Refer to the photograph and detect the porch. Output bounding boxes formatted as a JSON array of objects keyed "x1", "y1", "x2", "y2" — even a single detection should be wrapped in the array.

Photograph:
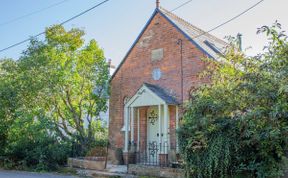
[{"x1": 123, "y1": 83, "x2": 180, "y2": 167}]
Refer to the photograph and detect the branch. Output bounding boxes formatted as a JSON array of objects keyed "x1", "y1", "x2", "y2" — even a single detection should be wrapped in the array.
[{"x1": 55, "y1": 107, "x2": 74, "y2": 137}]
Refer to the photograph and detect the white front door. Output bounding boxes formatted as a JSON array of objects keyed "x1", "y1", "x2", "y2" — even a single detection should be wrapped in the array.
[{"x1": 147, "y1": 106, "x2": 160, "y2": 164}]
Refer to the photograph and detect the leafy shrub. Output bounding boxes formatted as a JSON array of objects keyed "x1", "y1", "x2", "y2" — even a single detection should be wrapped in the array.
[
  {"x1": 87, "y1": 147, "x2": 107, "y2": 157},
  {"x1": 179, "y1": 23, "x2": 288, "y2": 178},
  {"x1": 2, "y1": 116, "x2": 71, "y2": 171}
]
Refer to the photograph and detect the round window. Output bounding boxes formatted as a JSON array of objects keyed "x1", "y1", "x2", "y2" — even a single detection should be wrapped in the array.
[{"x1": 152, "y1": 68, "x2": 162, "y2": 80}]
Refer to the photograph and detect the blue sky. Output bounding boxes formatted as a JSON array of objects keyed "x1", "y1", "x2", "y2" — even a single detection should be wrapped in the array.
[{"x1": 0, "y1": 0, "x2": 287, "y2": 67}]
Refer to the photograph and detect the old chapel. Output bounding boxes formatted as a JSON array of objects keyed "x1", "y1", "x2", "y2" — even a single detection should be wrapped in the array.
[{"x1": 108, "y1": 1, "x2": 227, "y2": 165}]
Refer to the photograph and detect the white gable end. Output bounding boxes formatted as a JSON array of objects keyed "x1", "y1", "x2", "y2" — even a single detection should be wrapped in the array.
[{"x1": 126, "y1": 85, "x2": 165, "y2": 108}]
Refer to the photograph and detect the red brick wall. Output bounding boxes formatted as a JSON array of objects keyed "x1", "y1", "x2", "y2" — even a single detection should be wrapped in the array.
[{"x1": 108, "y1": 12, "x2": 209, "y2": 163}]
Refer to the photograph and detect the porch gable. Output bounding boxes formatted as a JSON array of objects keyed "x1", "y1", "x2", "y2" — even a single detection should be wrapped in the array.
[{"x1": 125, "y1": 83, "x2": 179, "y2": 108}]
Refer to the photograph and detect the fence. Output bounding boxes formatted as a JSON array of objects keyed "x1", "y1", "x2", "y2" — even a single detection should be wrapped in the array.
[{"x1": 128, "y1": 141, "x2": 179, "y2": 167}]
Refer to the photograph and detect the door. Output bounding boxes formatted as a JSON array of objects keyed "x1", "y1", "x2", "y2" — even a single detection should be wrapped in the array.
[{"x1": 147, "y1": 106, "x2": 160, "y2": 164}]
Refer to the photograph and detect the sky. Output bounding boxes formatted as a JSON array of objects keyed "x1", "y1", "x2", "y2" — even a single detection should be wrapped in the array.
[{"x1": 0, "y1": 0, "x2": 287, "y2": 68}]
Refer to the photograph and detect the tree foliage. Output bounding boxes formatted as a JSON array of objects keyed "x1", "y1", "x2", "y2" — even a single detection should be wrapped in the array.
[
  {"x1": 179, "y1": 23, "x2": 288, "y2": 178},
  {"x1": 0, "y1": 59, "x2": 19, "y2": 155},
  {"x1": 0, "y1": 25, "x2": 109, "y2": 170}
]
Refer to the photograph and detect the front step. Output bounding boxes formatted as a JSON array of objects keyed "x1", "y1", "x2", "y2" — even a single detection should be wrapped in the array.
[{"x1": 76, "y1": 168, "x2": 137, "y2": 178}]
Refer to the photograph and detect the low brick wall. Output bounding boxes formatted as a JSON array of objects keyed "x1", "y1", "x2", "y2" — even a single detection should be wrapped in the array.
[
  {"x1": 128, "y1": 164, "x2": 184, "y2": 178},
  {"x1": 68, "y1": 157, "x2": 106, "y2": 171}
]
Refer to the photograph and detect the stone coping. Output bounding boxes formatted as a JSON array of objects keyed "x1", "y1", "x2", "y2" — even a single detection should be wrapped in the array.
[{"x1": 68, "y1": 157, "x2": 106, "y2": 171}]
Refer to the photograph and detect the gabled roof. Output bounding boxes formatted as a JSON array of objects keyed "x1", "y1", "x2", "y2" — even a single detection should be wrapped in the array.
[
  {"x1": 144, "y1": 83, "x2": 179, "y2": 105},
  {"x1": 111, "y1": 7, "x2": 228, "y2": 80},
  {"x1": 158, "y1": 7, "x2": 228, "y2": 60}
]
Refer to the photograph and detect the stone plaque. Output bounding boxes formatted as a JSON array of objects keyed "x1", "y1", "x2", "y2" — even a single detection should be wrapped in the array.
[{"x1": 151, "y1": 48, "x2": 163, "y2": 61}]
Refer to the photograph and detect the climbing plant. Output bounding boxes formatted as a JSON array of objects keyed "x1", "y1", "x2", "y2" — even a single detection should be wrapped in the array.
[{"x1": 179, "y1": 22, "x2": 288, "y2": 178}]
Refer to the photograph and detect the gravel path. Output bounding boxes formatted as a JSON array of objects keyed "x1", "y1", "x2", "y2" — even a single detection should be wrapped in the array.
[{"x1": 0, "y1": 170, "x2": 79, "y2": 178}]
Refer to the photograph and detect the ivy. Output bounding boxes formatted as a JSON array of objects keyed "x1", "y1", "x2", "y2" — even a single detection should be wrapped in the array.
[{"x1": 179, "y1": 22, "x2": 288, "y2": 178}]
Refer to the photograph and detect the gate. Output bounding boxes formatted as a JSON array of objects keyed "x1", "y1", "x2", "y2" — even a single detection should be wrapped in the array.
[{"x1": 136, "y1": 141, "x2": 170, "y2": 167}]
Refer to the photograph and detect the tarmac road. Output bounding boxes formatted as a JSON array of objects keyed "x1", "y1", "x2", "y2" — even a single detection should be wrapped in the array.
[{"x1": 0, "y1": 170, "x2": 79, "y2": 178}]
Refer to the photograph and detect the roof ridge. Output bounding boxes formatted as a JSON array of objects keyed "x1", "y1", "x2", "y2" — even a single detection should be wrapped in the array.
[
  {"x1": 159, "y1": 7, "x2": 228, "y2": 46},
  {"x1": 159, "y1": 7, "x2": 205, "y2": 37}
]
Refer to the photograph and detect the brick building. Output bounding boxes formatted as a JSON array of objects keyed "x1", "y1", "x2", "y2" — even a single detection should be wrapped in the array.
[{"x1": 108, "y1": 2, "x2": 227, "y2": 165}]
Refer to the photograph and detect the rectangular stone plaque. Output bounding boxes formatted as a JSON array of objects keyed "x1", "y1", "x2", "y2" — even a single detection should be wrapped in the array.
[{"x1": 151, "y1": 48, "x2": 163, "y2": 61}]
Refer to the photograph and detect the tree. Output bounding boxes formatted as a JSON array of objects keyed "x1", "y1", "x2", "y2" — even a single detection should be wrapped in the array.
[
  {"x1": 178, "y1": 22, "x2": 288, "y2": 178},
  {"x1": 0, "y1": 59, "x2": 19, "y2": 155},
  {"x1": 0, "y1": 24, "x2": 110, "y2": 168},
  {"x1": 19, "y1": 25, "x2": 109, "y2": 154}
]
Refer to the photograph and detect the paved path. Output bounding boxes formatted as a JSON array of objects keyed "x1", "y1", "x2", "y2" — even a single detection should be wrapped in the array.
[{"x1": 0, "y1": 170, "x2": 79, "y2": 178}]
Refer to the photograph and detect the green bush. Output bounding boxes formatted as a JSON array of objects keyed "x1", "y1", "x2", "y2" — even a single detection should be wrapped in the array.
[
  {"x1": 1, "y1": 114, "x2": 108, "y2": 171},
  {"x1": 2, "y1": 116, "x2": 71, "y2": 171},
  {"x1": 179, "y1": 23, "x2": 288, "y2": 178}
]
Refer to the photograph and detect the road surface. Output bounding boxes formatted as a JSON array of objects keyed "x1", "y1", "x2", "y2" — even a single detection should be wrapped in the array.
[{"x1": 0, "y1": 170, "x2": 79, "y2": 178}]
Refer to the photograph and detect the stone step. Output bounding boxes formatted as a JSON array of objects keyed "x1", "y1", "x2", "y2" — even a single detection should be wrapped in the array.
[{"x1": 76, "y1": 169, "x2": 137, "y2": 178}]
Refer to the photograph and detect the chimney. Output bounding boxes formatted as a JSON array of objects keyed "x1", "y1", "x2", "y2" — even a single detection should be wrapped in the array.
[
  {"x1": 237, "y1": 33, "x2": 242, "y2": 51},
  {"x1": 107, "y1": 59, "x2": 115, "y2": 75},
  {"x1": 108, "y1": 59, "x2": 112, "y2": 68},
  {"x1": 156, "y1": 0, "x2": 160, "y2": 8}
]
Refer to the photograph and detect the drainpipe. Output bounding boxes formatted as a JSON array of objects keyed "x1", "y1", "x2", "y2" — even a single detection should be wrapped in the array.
[{"x1": 177, "y1": 39, "x2": 184, "y2": 104}]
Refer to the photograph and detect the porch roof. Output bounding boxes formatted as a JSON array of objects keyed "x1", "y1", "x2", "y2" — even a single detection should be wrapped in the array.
[
  {"x1": 143, "y1": 83, "x2": 179, "y2": 105},
  {"x1": 126, "y1": 83, "x2": 180, "y2": 107}
]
